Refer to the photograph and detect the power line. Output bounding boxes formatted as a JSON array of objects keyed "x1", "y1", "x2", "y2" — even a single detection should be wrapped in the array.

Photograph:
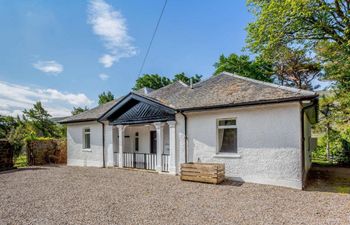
[{"x1": 137, "y1": 0, "x2": 168, "y2": 77}]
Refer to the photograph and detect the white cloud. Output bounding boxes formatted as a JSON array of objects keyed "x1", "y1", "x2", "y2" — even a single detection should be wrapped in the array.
[
  {"x1": 99, "y1": 54, "x2": 115, "y2": 68},
  {"x1": 0, "y1": 81, "x2": 93, "y2": 117},
  {"x1": 88, "y1": 0, "x2": 137, "y2": 67},
  {"x1": 98, "y1": 73, "x2": 109, "y2": 81},
  {"x1": 33, "y1": 60, "x2": 64, "y2": 74}
]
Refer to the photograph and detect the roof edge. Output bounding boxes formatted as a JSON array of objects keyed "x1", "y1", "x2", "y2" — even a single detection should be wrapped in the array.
[
  {"x1": 178, "y1": 95, "x2": 318, "y2": 112},
  {"x1": 220, "y1": 71, "x2": 317, "y2": 96}
]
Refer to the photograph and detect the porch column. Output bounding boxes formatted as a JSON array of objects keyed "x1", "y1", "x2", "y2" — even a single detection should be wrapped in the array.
[
  {"x1": 167, "y1": 121, "x2": 177, "y2": 174},
  {"x1": 106, "y1": 125, "x2": 114, "y2": 167},
  {"x1": 153, "y1": 122, "x2": 164, "y2": 172},
  {"x1": 117, "y1": 125, "x2": 125, "y2": 168}
]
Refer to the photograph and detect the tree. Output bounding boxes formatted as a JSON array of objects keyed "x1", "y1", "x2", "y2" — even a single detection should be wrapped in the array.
[
  {"x1": 71, "y1": 106, "x2": 89, "y2": 115},
  {"x1": 246, "y1": 0, "x2": 350, "y2": 164},
  {"x1": 173, "y1": 73, "x2": 202, "y2": 86},
  {"x1": 133, "y1": 74, "x2": 172, "y2": 90},
  {"x1": 0, "y1": 115, "x2": 18, "y2": 139},
  {"x1": 98, "y1": 91, "x2": 115, "y2": 105},
  {"x1": 246, "y1": 0, "x2": 350, "y2": 58},
  {"x1": 213, "y1": 53, "x2": 273, "y2": 82},
  {"x1": 133, "y1": 73, "x2": 202, "y2": 90},
  {"x1": 273, "y1": 47, "x2": 322, "y2": 90},
  {"x1": 23, "y1": 102, "x2": 59, "y2": 138}
]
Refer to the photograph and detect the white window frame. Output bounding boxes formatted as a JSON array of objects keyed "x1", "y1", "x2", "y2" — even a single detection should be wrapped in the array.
[
  {"x1": 216, "y1": 118, "x2": 238, "y2": 155},
  {"x1": 82, "y1": 127, "x2": 91, "y2": 151}
]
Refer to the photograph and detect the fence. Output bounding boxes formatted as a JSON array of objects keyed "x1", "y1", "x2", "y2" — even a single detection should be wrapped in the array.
[
  {"x1": 27, "y1": 139, "x2": 67, "y2": 165},
  {"x1": 0, "y1": 139, "x2": 13, "y2": 170}
]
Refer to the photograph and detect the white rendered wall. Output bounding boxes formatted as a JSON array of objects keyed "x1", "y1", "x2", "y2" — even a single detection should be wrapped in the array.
[
  {"x1": 66, "y1": 121, "x2": 104, "y2": 167},
  {"x1": 177, "y1": 102, "x2": 303, "y2": 189}
]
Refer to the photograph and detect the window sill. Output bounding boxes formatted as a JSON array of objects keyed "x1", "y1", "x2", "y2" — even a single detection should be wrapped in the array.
[
  {"x1": 213, "y1": 154, "x2": 241, "y2": 159},
  {"x1": 82, "y1": 149, "x2": 92, "y2": 152}
]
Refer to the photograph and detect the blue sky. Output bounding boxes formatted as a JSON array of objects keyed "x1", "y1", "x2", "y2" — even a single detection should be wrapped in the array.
[{"x1": 0, "y1": 0, "x2": 253, "y2": 116}]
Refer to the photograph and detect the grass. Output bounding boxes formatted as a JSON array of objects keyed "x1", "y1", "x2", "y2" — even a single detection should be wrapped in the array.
[
  {"x1": 14, "y1": 154, "x2": 28, "y2": 168},
  {"x1": 312, "y1": 158, "x2": 334, "y2": 167}
]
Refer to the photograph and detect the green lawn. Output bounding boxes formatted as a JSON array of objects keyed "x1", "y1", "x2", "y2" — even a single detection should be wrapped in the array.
[{"x1": 14, "y1": 154, "x2": 28, "y2": 168}]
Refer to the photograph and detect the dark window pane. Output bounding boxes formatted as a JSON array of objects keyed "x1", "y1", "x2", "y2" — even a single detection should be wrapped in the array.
[
  {"x1": 218, "y1": 128, "x2": 237, "y2": 153},
  {"x1": 219, "y1": 119, "x2": 236, "y2": 126},
  {"x1": 85, "y1": 133, "x2": 91, "y2": 149},
  {"x1": 135, "y1": 138, "x2": 139, "y2": 151}
]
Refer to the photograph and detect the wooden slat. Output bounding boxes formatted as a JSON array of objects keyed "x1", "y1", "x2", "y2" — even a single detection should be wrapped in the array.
[{"x1": 180, "y1": 163, "x2": 225, "y2": 184}]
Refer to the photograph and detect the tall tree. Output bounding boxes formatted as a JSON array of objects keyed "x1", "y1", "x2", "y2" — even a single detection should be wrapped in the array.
[
  {"x1": 98, "y1": 91, "x2": 115, "y2": 105},
  {"x1": 71, "y1": 106, "x2": 89, "y2": 115},
  {"x1": 246, "y1": 0, "x2": 350, "y2": 58},
  {"x1": 213, "y1": 53, "x2": 273, "y2": 82},
  {"x1": 246, "y1": 0, "x2": 350, "y2": 163},
  {"x1": 133, "y1": 74, "x2": 172, "y2": 90},
  {"x1": 22, "y1": 102, "x2": 59, "y2": 137},
  {"x1": 273, "y1": 47, "x2": 322, "y2": 90}
]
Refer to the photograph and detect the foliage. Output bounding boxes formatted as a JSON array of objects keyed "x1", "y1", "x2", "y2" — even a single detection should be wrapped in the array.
[
  {"x1": 0, "y1": 115, "x2": 18, "y2": 139},
  {"x1": 247, "y1": 0, "x2": 350, "y2": 165},
  {"x1": 213, "y1": 53, "x2": 273, "y2": 82},
  {"x1": 71, "y1": 106, "x2": 89, "y2": 115},
  {"x1": 173, "y1": 73, "x2": 202, "y2": 85},
  {"x1": 246, "y1": 0, "x2": 350, "y2": 58},
  {"x1": 98, "y1": 91, "x2": 115, "y2": 105},
  {"x1": 23, "y1": 102, "x2": 60, "y2": 138},
  {"x1": 133, "y1": 74, "x2": 172, "y2": 90},
  {"x1": 273, "y1": 47, "x2": 322, "y2": 90},
  {"x1": 7, "y1": 123, "x2": 31, "y2": 157},
  {"x1": 133, "y1": 73, "x2": 202, "y2": 90},
  {"x1": 3, "y1": 102, "x2": 65, "y2": 158},
  {"x1": 14, "y1": 154, "x2": 28, "y2": 168}
]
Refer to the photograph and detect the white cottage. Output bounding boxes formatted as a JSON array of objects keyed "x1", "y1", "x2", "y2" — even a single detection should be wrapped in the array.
[{"x1": 60, "y1": 72, "x2": 318, "y2": 189}]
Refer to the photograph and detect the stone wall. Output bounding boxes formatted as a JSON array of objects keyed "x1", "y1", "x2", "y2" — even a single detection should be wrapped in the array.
[
  {"x1": 27, "y1": 139, "x2": 67, "y2": 165},
  {"x1": 0, "y1": 140, "x2": 13, "y2": 169}
]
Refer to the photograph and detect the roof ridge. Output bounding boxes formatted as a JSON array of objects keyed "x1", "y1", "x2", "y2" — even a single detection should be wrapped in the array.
[{"x1": 220, "y1": 71, "x2": 316, "y2": 96}]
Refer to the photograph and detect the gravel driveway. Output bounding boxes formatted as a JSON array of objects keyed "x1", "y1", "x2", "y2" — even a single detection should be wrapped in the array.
[{"x1": 0, "y1": 166, "x2": 349, "y2": 225}]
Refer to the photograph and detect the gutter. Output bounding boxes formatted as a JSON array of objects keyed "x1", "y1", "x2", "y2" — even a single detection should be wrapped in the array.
[
  {"x1": 179, "y1": 111, "x2": 188, "y2": 163},
  {"x1": 97, "y1": 120, "x2": 106, "y2": 168},
  {"x1": 300, "y1": 99, "x2": 318, "y2": 190}
]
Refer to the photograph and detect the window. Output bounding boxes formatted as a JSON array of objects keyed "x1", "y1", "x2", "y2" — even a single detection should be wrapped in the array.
[
  {"x1": 135, "y1": 132, "x2": 139, "y2": 151},
  {"x1": 217, "y1": 119, "x2": 237, "y2": 153},
  {"x1": 83, "y1": 128, "x2": 91, "y2": 149}
]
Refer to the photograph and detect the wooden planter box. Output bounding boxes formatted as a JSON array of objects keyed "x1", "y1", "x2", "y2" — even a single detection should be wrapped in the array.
[{"x1": 180, "y1": 163, "x2": 225, "y2": 184}]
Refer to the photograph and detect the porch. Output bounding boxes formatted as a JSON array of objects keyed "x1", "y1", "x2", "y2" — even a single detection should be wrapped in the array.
[
  {"x1": 101, "y1": 93, "x2": 178, "y2": 174},
  {"x1": 109, "y1": 122, "x2": 176, "y2": 173}
]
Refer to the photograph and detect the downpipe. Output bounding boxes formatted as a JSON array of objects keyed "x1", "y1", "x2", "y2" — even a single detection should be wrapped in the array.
[{"x1": 97, "y1": 120, "x2": 106, "y2": 168}]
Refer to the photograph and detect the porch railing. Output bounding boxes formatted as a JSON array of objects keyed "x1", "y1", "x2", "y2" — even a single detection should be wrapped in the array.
[
  {"x1": 123, "y1": 153, "x2": 156, "y2": 170},
  {"x1": 161, "y1": 154, "x2": 169, "y2": 172}
]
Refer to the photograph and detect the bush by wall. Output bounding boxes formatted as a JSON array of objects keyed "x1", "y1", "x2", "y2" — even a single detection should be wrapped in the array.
[
  {"x1": 0, "y1": 139, "x2": 14, "y2": 170},
  {"x1": 27, "y1": 139, "x2": 67, "y2": 165}
]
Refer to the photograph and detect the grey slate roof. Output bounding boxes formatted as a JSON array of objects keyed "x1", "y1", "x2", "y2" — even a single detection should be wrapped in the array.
[
  {"x1": 138, "y1": 72, "x2": 317, "y2": 110},
  {"x1": 59, "y1": 98, "x2": 122, "y2": 124},
  {"x1": 60, "y1": 72, "x2": 317, "y2": 123}
]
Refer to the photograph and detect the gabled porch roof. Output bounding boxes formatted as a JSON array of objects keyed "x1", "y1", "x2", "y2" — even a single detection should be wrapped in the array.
[{"x1": 99, "y1": 92, "x2": 176, "y2": 125}]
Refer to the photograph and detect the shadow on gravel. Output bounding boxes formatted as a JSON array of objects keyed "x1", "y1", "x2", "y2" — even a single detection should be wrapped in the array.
[
  {"x1": 306, "y1": 165, "x2": 350, "y2": 194},
  {"x1": 0, "y1": 167, "x2": 48, "y2": 175},
  {"x1": 221, "y1": 179, "x2": 244, "y2": 187}
]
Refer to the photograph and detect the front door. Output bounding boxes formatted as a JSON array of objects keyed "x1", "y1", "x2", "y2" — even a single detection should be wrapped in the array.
[{"x1": 150, "y1": 131, "x2": 157, "y2": 154}]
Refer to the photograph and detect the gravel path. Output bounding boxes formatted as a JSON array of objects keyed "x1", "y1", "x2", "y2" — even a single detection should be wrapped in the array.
[{"x1": 0, "y1": 166, "x2": 349, "y2": 225}]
